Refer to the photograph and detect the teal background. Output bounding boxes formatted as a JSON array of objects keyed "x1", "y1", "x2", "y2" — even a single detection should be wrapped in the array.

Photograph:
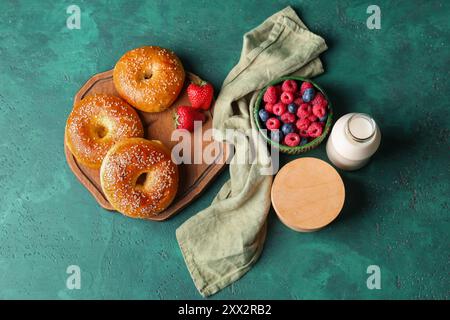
[{"x1": 0, "y1": 0, "x2": 449, "y2": 299}]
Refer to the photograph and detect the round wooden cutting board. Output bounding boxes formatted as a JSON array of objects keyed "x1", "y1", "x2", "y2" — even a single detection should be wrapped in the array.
[
  {"x1": 271, "y1": 158, "x2": 345, "y2": 232},
  {"x1": 64, "y1": 70, "x2": 229, "y2": 221}
]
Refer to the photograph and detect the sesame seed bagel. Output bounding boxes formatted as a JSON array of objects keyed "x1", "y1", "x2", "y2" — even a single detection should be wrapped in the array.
[
  {"x1": 113, "y1": 46, "x2": 185, "y2": 113},
  {"x1": 65, "y1": 94, "x2": 144, "y2": 169},
  {"x1": 100, "y1": 138, "x2": 179, "y2": 218}
]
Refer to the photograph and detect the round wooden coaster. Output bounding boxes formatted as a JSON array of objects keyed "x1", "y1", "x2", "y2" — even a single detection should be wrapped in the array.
[{"x1": 271, "y1": 157, "x2": 345, "y2": 232}]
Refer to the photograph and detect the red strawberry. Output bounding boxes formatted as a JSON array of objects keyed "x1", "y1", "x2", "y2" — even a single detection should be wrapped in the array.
[
  {"x1": 187, "y1": 81, "x2": 214, "y2": 110},
  {"x1": 175, "y1": 106, "x2": 205, "y2": 132}
]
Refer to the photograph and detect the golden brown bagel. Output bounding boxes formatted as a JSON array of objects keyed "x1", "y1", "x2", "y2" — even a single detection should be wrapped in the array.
[
  {"x1": 113, "y1": 46, "x2": 185, "y2": 113},
  {"x1": 100, "y1": 138, "x2": 179, "y2": 218},
  {"x1": 65, "y1": 94, "x2": 144, "y2": 169}
]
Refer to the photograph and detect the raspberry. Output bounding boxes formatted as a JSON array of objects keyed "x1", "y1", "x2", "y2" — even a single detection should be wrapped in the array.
[
  {"x1": 284, "y1": 133, "x2": 301, "y2": 147},
  {"x1": 280, "y1": 91, "x2": 294, "y2": 104},
  {"x1": 300, "y1": 81, "x2": 314, "y2": 94},
  {"x1": 296, "y1": 118, "x2": 311, "y2": 131},
  {"x1": 307, "y1": 122, "x2": 323, "y2": 138},
  {"x1": 273, "y1": 102, "x2": 287, "y2": 116},
  {"x1": 264, "y1": 103, "x2": 274, "y2": 113},
  {"x1": 281, "y1": 80, "x2": 298, "y2": 93},
  {"x1": 312, "y1": 104, "x2": 326, "y2": 118},
  {"x1": 281, "y1": 112, "x2": 296, "y2": 124},
  {"x1": 294, "y1": 97, "x2": 303, "y2": 106},
  {"x1": 308, "y1": 114, "x2": 318, "y2": 122},
  {"x1": 299, "y1": 129, "x2": 309, "y2": 138},
  {"x1": 266, "y1": 117, "x2": 281, "y2": 130},
  {"x1": 297, "y1": 103, "x2": 312, "y2": 119},
  {"x1": 311, "y1": 92, "x2": 328, "y2": 108},
  {"x1": 263, "y1": 86, "x2": 279, "y2": 104}
]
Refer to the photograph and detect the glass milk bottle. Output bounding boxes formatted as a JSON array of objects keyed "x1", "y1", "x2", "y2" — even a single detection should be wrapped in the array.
[{"x1": 326, "y1": 113, "x2": 381, "y2": 171}]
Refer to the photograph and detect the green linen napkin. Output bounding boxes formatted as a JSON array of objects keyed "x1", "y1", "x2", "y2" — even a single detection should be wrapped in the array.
[{"x1": 176, "y1": 6, "x2": 328, "y2": 297}]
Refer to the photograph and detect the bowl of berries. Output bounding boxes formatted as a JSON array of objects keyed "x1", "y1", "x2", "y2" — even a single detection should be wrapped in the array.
[{"x1": 254, "y1": 77, "x2": 333, "y2": 154}]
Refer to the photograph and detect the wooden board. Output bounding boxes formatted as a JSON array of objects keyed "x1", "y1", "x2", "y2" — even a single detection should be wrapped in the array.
[
  {"x1": 64, "y1": 70, "x2": 229, "y2": 221},
  {"x1": 271, "y1": 157, "x2": 345, "y2": 232}
]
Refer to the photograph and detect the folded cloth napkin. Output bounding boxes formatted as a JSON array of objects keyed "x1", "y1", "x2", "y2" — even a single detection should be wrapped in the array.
[{"x1": 176, "y1": 6, "x2": 328, "y2": 297}]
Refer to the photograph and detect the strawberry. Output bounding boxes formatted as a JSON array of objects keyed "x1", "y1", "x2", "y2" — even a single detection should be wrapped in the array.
[
  {"x1": 187, "y1": 81, "x2": 214, "y2": 110},
  {"x1": 175, "y1": 106, "x2": 205, "y2": 132}
]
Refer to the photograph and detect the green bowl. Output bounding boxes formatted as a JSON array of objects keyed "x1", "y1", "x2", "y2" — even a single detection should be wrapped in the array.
[{"x1": 254, "y1": 76, "x2": 333, "y2": 155}]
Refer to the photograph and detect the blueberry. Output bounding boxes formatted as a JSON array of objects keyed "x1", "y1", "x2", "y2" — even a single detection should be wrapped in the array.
[
  {"x1": 319, "y1": 114, "x2": 328, "y2": 122},
  {"x1": 302, "y1": 88, "x2": 315, "y2": 102},
  {"x1": 259, "y1": 109, "x2": 270, "y2": 122},
  {"x1": 287, "y1": 103, "x2": 298, "y2": 114},
  {"x1": 300, "y1": 138, "x2": 308, "y2": 146},
  {"x1": 281, "y1": 123, "x2": 295, "y2": 136},
  {"x1": 270, "y1": 130, "x2": 284, "y2": 143}
]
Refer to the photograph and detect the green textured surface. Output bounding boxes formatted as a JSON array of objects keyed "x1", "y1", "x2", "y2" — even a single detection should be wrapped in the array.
[{"x1": 0, "y1": 0, "x2": 449, "y2": 299}]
